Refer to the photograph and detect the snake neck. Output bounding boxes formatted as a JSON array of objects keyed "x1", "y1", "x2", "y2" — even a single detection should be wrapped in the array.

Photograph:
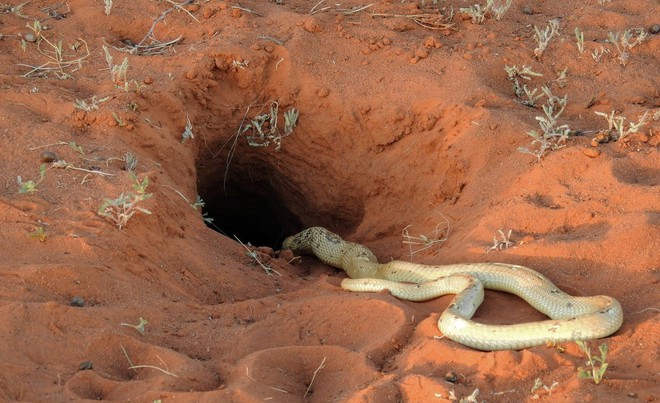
[
  {"x1": 341, "y1": 244, "x2": 379, "y2": 278},
  {"x1": 282, "y1": 227, "x2": 377, "y2": 271}
]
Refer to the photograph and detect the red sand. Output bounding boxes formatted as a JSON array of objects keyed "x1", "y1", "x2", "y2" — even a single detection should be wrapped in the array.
[{"x1": 0, "y1": 1, "x2": 658, "y2": 401}]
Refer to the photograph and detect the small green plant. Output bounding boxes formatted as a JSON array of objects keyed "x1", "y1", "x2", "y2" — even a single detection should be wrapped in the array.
[
  {"x1": 161, "y1": 185, "x2": 214, "y2": 224},
  {"x1": 591, "y1": 46, "x2": 608, "y2": 62},
  {"x1": 104, "y1": 0, "x2": 113, "y2": 15},
  {"x1": 124, "y1": 152, "x2": 138, "y2": 173},
  {"x1": 29, "y1": 226, "x2": 47, "y2": 242},
  {"x1": 231, "y1": 59, "x2": 249, "y2": 69},
  {"x1": 18, "y1": 178, "x2": 39, "y2": 194},
  {"x1": 608, "y1": 29, "x2": 648, "y2": 66},
  {"x1": 67, "y1": 141, "x2": 84, "y2": 155},
  {"x1": 531, "y1": 378, "x2": 559, "y2": 398},
  {"x1": 241, "y1": 101, "x2": 299, "y2": 151},
  {"x1": 18, "y1": 20, "x2": 91, "y2": 78},
  {"x1": 130, "y1": 174, "x2": 150, "y2": 194},
  {"x1": 575, "y1": 27, "x2": 585, "y2": 53},
  {"x1": 103, "y1": 46, "x2": 146, "y2": 92},
  {"x1": 595, "y1": 110, "x2": 650, "y2": 141},
  {"x1": 283, "y1": 108, "x2": 299, "y2": 136},
  {"x1": 518, "y1": 87, "x2": 571, "y2": 161},
  {"x1": 120, "y1": 317, "x2": 148, "y2": 334},
  {"x1": 17, "y1": 164, "x2": 47, "y2": 193},
  {"x1": 504, "y1": 65, "x2": 543, "y2": 98},
  {"x1": 112, "y1": 112, "x2": 126, "y2": 127},
  {"x1": 505, "y1": 66, "x2": 573, "y2": 159},
  {"x1": 486, "y1": 229, "x2": 513, "y2": 253},
  {"x1": 181, "y1": 114, "x2": 194, "y2": 143},
  {"x1": 127, "y1": 101, "x2": 139, "y2": 112},
  {"x1": 0, "y1": 3, "x2": 29, "y2": 18},
  {"x1": 98, "y1": 193, "x2": 152, "y2": 229},
  {"x1": 533, "y1": 19, "x2": 560, "y2": 59},
  {"x1": 460, "y1": 0, "x2": 511, "y2": 24},
  {"x1": 576, "y1": 341, "x2": 609, "y2": 385},
  {"x1": 486, "y1": 0, "x2": 512, "y2": 20},
  {"x1": 192, "y1": 195, "x2": 214, "y2": 224},
  {"x1": 460, "y1": 4, "x2": 487, "y2": 24},
  {"x1": 98, "y1": 175, "x2": 152, "y2": 229},
  {"x1": 554, "y1": 68, "x2": 568, "y2": 88},
  {"x1": 74, "y1": 95, "x2": 110, "y2": 111},
  {"x1": 446, "y1": 388, "x2": 481, "y2": 402},
  {"x1": 103, "y1": 45, "x2": 128, "y2": 86},
  {"x1": 191, "y1": 195, "x2": 205, "y2": 210},
  {"x1": 202, "y1": 212, "x2": 214, "y2": 224},
  {"x1": 520, "y1": 85, "x2": 544, "y2": 107}
]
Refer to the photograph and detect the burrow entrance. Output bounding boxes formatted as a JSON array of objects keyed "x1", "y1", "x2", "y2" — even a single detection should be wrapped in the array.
[
  {"x1": 198, "y1": 170, "x2": 302, "y2": 249},
  {"x1": 187, "y1": 64, "x2": 373, "y2": 246},
  {"x1": 194, "y1": 135, "x2": 364, "y2": 250}
]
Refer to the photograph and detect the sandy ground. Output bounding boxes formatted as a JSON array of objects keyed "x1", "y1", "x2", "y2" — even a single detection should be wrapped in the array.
[{"x1": 0, "y1": 1, "x2": 658, "y2": 402}]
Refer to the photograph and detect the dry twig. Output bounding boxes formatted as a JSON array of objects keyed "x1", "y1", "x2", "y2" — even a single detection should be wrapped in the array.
[
  {"x1": 17, "y1": 23, "x2": 91, "y2": 78},
  {"x1": 115, "y1": 0, "x2": 196, "y2": 55},
  {"x1": 235, "y1": 235, "x2": 282, "y2": 277},
  {"x1": 304, "y1": 357, "x2": 327, "y2": 398},
  {"x1": 402, "y1": 215, "x2": 451, "y2": 260},
  {"x1": 370, "y1": 10, "x2": 454, "y2": 31},
  {"x1": 120, "y1": 345, "x2": 178, "y2": 378}
]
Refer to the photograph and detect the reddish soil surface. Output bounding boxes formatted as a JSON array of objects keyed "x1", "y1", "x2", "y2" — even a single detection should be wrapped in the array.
[{"x1": 0, "y1": 1, "x2": 658, "y2": 402}]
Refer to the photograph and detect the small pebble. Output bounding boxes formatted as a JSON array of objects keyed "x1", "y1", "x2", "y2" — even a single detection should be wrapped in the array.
[
  {"x1": 650, "y1": 24, "x2": 660, "y2": 35},
  {"x1": 79, "y1": 361, "x2": 93, "y2": 370},
  {"x1": 445, "y1": 371, "x2": 458, "y2": 383},
  {"x1": 24, "y1": 33, "x2": 37, "y2": 42},
  {"x1": 41, "y1": 150, "x2": 58, "y2": 162},
  {"x1": 521, "y1": 5, "x2": 534, "y2": 15},
  {"x1": 70, "y1": 296, "x2": 85, "y2": 307}
]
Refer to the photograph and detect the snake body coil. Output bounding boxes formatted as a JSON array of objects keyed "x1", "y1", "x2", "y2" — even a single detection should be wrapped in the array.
[{"x1": 283, "y1": 227, "x2": 623, "y2": 351}]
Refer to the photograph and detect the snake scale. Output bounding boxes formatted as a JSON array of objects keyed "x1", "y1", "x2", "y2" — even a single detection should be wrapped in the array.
[{"x1": 283, "y1": 227, "x2": 623, "y2": 351}]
